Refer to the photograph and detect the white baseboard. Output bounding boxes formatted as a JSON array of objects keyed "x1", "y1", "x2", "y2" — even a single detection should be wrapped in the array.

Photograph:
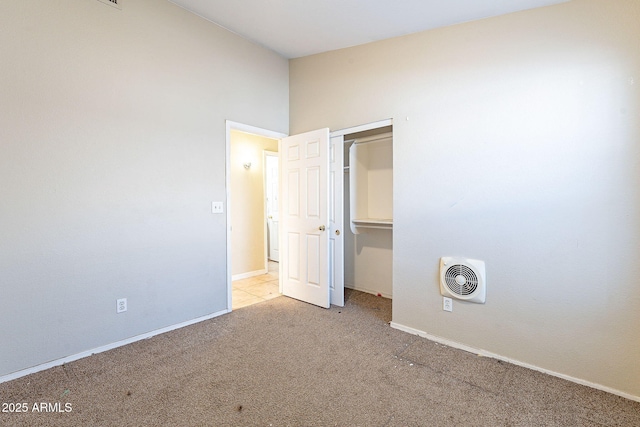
[
  {"x1": 389, "y1": 321, "x2": 640, "y2": 404},
  {"x1": 345, "y1": 283, "x2": 392, "y2": 299},
  {"x1": 232, "y1": 269, "x2": 268, "y2": 281},
  {"x1": 0, "y1": 308, "x2": 229, "y2": 385}
]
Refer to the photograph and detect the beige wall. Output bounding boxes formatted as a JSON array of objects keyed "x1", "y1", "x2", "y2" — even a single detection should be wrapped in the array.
[
  {"x1": 230, "y1": 130, "x2": 278, "y2": 276},
  {"x1": 290, "y1": 0, "x2": 640, "y2": 398},
  {"x1": 0, "y1": 0, "x2": 288, "y2": 377}
]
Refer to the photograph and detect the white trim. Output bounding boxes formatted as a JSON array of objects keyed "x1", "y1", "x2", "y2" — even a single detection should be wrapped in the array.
[
  {"x1": 0, "y1": 309, "x2": 229, "y2": 385},
  {"x1": 277, "y1": 138, "x2": 283, "y2": 295},
  {"x1": 232, "y1": 269, "x2": 268, "y2": 281},
  {"x1": 227, "y1": 121, "x2": 287, "y2": 140},
  {"x1": 330, "y1": 118, "x2": 393, "y2": 138},
  {"x1": 263, "y1": 151, "x2": 270, "y2": 271},
  {"x1": 389, "y1": 322, "x2": 640, "y2": 403},
  {"x1": 226, "y1": 121, "x2": 287, "y2": 312}
]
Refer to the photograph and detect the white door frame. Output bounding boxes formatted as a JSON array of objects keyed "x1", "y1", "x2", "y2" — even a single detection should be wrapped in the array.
[
  {"x1": 330, "y1": 118, "x2": 393, "y2": 138},
  {"x1": 226, "y1": 120, "x2": 287, "y2": 311},
  {"x1": 330, "y1": 118, "x2": 393, "y2": 306}
]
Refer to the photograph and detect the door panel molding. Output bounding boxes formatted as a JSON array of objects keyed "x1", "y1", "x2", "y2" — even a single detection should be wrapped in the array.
[{"x1": 280, "y1": 128, "x2": 330, "y2": 308}]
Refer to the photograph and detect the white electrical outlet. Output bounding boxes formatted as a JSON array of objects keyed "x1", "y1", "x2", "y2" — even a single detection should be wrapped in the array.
[
  {"x1": 117, "y1": 298, "x2": 127, "y2": 313},
  {"x1": 211, "y1": 201, "x2": 224, "y2": 214},
  {"x1": 443, "y1": 297, "x2": 453, "y2": 312}
]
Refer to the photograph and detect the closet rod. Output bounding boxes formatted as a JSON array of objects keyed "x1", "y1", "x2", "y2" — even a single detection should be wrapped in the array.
[{"x1": 353, "y1": 132, "x2": 393, "y2": 145}]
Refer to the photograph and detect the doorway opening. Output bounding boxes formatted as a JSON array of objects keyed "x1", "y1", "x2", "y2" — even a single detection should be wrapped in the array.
[{"x1": 226, "y1": 122, "x2": 286, "y2": 310}]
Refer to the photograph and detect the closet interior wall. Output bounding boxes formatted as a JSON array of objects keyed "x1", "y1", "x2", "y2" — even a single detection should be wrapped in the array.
[{"x1": 343, "y1": 126, "x2": 393, "y2": 298}]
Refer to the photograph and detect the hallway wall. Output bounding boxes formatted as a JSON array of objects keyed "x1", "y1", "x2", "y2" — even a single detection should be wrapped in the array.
[{"x1": 230, "y1": 130, "x2": 278, "y2": 277}]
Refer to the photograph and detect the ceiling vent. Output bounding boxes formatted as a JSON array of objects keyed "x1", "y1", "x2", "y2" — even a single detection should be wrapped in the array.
[
  {"x1": 440, "y1": 257, "x2": 486, "y2": 303},
  {"x1": 97, "y1": 0, "x2": 122, "y2": 10}
]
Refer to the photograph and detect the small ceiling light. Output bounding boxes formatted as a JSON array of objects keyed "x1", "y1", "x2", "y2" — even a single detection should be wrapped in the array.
[{"x1": 243, "y1": 162, "x2": 252, "y2": 170}]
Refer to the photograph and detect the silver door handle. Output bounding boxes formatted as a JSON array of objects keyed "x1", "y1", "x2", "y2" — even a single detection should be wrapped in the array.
[{"x1": 319, "y1": 225, "x2": 326, "y2": 231}]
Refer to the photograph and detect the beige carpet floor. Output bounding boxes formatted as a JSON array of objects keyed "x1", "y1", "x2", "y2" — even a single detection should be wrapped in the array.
[{"x1": 1, "y1": 289, "x2": 639, "y2": 426}]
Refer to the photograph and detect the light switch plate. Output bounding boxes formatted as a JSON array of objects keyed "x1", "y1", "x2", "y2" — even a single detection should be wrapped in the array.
[{"x1": 212, "y1": 202, "x2": 224, "y2": 214}]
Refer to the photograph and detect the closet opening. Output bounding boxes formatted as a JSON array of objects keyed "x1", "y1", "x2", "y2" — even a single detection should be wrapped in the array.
[{"x1": 341, "y1": 124, "x2": 393, "y2": 302}]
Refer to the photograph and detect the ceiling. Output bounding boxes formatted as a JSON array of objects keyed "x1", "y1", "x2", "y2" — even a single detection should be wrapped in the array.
[{"x1": 168, "y1": 0, "x2": 570, "y2": 59}]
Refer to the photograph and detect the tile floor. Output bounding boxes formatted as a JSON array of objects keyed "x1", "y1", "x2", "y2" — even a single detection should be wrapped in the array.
[{"x1": 232, "y1": 261, "x2": 281, "y2": 310}]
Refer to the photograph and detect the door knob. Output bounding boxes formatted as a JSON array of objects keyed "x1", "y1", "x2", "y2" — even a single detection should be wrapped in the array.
[
  {"x1": 319, "y1": 225, "x2": 326, "y2": 231},
  {"x1": 335, "y1": 230, "x2": 340, "y2": 235}
]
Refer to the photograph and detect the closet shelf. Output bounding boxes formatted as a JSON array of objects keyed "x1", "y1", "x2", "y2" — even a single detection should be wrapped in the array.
[
  {"x1": 349, "y1": 132, "x2": 393, "y2": 234},
  {"x1": 352, "y1": 218, "x2": 393, "y2": 229}
]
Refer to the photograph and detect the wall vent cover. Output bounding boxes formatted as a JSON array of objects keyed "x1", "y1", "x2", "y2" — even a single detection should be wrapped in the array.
[
  {"x1": 440, "y1": 257, "x2": 486, "y2": 303},
  {"x1": 97, "y1": 0, "x2": 122, "y2": 9}
]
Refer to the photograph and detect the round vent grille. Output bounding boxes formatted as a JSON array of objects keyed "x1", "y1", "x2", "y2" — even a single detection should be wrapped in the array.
[{"x1": 444, "y1": 264, "x2": 478, "y2": 296}]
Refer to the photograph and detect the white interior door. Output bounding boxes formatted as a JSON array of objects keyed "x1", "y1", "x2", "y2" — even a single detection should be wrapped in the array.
[
  {"x1": 280, "y1": 128, "x2": 330, "y2": 308},
  {"x1": 265, "y1": 152, "x2": 279, "y2": 262},
  {"x1": 329, "y1": 135, "x2": 344, "y2": 307}
]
